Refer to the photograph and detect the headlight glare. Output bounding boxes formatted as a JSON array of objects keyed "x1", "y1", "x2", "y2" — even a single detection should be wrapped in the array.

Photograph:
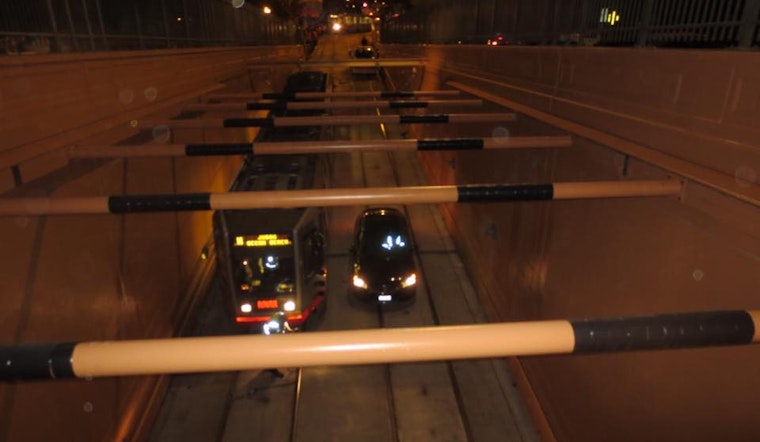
[
  {"x1": 353, "y1": 274, "x2": 367, "y2": 289},
  {"x1": 402, "y1": 273, "x2": 417, "y2": 288}
]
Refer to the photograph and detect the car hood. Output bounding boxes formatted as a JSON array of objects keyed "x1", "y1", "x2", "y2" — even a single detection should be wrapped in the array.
[{"x1": 356, "y1": 255, "x2": 415, "y2": 283}]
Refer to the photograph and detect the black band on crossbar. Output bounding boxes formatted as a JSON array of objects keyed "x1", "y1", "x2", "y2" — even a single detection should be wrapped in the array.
[
  {"x1": 261, "y1": 92, "x2": 294, "y2": 100},
  {"x1": 185, "y1": 143, "x2": 252, "y2": 156},
  {"x1": 389, "y1": 101, "x2": 428, "y2": 109},
  {"x1": 0, "y1": 343, "x2": 76, "y2": 380},
  {"x1": 223, "y1": 118, "x2": 273, "y2": 128},
  {"x1": 457, "y1": 184, "x2": 554, "y2": 202},
  {"x1": 572, "y1": 310, "x2": 756, "y2": 353},
  {"x1": 418, "y1": 139, "x2": 484, "y2": 151},
  {"x1": 246, "y1": 102, "x2": 287, "y2": 111},
  {"x1": 108, "y1": 194, "x2": 211, "y2": 213},
  {"x1": 399, "y1": 115, "x2": 449, "y2": 124},
  {"x1": 381, "y1": 91, "x2": 415, "y2": 98}
]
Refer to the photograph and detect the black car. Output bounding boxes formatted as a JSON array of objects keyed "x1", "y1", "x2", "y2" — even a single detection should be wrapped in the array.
[
  {"x1": 349, "y1": 46, "x2": 380, "y2": 75},
  {"x1": 349, "y1": 208, "x2": 418, "y2": 304},
  {"x1": 350, "y1": 46, "x2": 379, "y2": 59},
  {"x1": 487, "y1": 33, "x2": 510, "y2": 46}
]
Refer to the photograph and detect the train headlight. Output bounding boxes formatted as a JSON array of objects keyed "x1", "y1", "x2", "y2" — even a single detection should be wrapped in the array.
[
  {"x1": 283, "y1": 300, "x2": 296, "y2": 312},
  {"x1": 401, "y1": 273, "x2": 417, "y2": 288},
  {"x1": 353, "y1": 274, "x2": 368, "y2": 289},
  {"x1": 240, "y1": 303, "x2": 252, "y2": 313}
]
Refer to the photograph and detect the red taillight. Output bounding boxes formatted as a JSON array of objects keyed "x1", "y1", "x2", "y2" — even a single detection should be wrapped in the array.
[{"x1": 235, "y1": 315, "x2": 270, "y2": 323}]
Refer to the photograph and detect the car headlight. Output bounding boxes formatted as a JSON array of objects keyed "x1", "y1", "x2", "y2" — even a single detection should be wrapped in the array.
[
  {"x1": 401, "y1": 273, "x2": 417, "y2": 288},
  {"x1": 353, "y1": 274, "x2": 368, "y2": 289}
]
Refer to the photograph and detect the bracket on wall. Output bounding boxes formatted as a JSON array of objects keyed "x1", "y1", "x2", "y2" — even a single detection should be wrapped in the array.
[
  {"x1": 621, "y1": 154, "x2": 630, "y2": 177},
  {"x1": 484, "y1": 221, "x2": 498, "y2": 240},
  {"x1": 11, "y1": 165, "x2": 23, "y2": 187}
]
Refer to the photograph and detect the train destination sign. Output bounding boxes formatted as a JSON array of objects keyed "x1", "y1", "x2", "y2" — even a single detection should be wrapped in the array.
[{"x1": 234, "y1": 233, "x2": 292, "y2": 247}]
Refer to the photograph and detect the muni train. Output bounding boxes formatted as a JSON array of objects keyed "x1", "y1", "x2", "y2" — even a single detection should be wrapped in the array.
[{"x1": 213, "y1": 71, "x2": 329, "y2": 331}]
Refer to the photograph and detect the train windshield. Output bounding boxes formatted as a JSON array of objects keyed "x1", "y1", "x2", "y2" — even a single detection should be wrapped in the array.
[
  {"x1": 230, "y1": 232, "x2": 295, "y2": 296},
  {"x1": 234, "y1": 249, "x2": 295, "y2": 296}
]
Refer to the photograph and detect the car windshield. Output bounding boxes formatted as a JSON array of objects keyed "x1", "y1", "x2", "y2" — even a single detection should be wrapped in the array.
[{"x1": 360, "y1": 216, "x2": 411, "y2": 257}]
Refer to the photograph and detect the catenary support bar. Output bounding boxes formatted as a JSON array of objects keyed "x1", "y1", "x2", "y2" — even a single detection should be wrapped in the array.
[
  {"x1": 0, "y1": 179, "x2": 682, "y2": 216},
  {"x1": 253, "y1": 59, "x2": 425, "y2": 69},
  {"x1": 205, "y1": 90, "x2": 461, "y2": 101},
  {"x1": 130, "y1": 113, "x2": 517, "y2": 130},
  {"x1": 68, "y1": 136, "x2": 573, "y2": 159},
  {"x1": 182, "y1": 99, "x2": 483, "y2": 112},
  {"x1": 1, "y1": 310, "x2": 756, "y2": 380}
]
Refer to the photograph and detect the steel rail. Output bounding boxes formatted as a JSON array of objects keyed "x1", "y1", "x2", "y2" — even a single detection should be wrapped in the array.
[
  {"x1": 68, "y1": 136, "x2": 573, "y2": 159},
  {"x1": 252, "y1": 59, "x2": 425, "y2": 69},
  {"x1": 182, "y1": 99, "x2": 483, "y2": 112},
  {"x1": 0, "y1": 179, "x2": 683, "y2": 216},
  {"x1": 205, "y1": 90, "x2": 461, "y2": 101},
  {"x1": 1, "y1": 310, "x2": 756, "y2": 380},
  {"x1": 129, "y1": 113, "x2": 518, "y2": 130}
]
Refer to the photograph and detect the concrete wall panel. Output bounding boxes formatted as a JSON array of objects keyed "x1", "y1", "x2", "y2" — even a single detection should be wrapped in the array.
[
  {"x1": 0, "y1": 46, "x2": 299, "y2": 441},
  {"x1": 383, "y1": 43, "x2": 760, "y2": 441}
]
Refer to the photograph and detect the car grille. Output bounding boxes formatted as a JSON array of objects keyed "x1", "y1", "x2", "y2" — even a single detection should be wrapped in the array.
[{"x1": 379, "y1": 282, "x2": 400, "y2": 294}]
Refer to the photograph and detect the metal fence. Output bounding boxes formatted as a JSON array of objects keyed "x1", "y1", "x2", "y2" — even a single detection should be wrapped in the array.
[
  {"x1": 382, "y1": 0, "x2": 760, "y2": 48},
  {"x1": 564, "y1": 0, "x2": 760, "y2": 47},
  {"x1": 1, "y1": 0, "x2": 299, "y2": 55}
]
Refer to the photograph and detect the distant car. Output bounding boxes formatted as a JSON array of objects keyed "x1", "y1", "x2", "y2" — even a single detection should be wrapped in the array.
[
  {"x1": 487, "y1": 34, "x2": 510, "y2": 46},
  {"x1": 349, "y1": 208, "x2": 418, "y2": 304},
  {"x1": 350, "y1": 46, "x2": 379, "y2": 59},
  {"x1": 348, "y1": 46, "x2": 380, "y2": 75}
]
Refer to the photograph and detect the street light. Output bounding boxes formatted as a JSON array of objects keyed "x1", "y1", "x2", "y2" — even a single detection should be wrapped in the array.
[{"x1": 263, "y1": 5, "x2": 272, "y2": 14}]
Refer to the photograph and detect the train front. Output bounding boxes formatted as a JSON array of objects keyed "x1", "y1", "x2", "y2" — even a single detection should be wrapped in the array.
[{"x1": 230, "y1": 232, "x2": 303, "y2": 329}]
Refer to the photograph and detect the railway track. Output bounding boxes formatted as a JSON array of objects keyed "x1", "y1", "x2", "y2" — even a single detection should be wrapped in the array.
[{"x1": 149, "y1": 36, "x2": 536, "y2": 442}]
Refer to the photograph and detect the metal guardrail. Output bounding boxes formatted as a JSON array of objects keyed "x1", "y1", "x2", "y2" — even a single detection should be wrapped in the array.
[
  {"x1": 382, "y1": 0, "x2": 760, "y2": 49},
  {"x1": 1, "y1": 0, "x2": 299, "y2": 55}
]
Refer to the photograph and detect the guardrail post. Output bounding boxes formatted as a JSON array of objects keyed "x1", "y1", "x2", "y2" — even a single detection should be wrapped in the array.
[
  {"x1": 63, "y1": 0, "x2": 80, "y2": 51},
  {"x1": 160, "y1": 0, "x2": 170, "y2": 48},
  {"x1": 181, "y1": 0, "x2": 190, "y2": 46},
  {"x1": 45, "y1": 0, "x2": 64, "y2": 52},
  {"x1": 133, "y1": 3, "x2": 144, "y2": 49},
  {"x1": 738, "y1": 0, "x2": 760, "y2": 48},
  {"x1": 80, "y1": 0, "x2": 96, "y2": 50},
  {"x1": 94, "y1": 0, "x2": 109, "y2": 50},
  {"x1": 636, "y1": 0, "x2": 654, "y2": 47}
]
